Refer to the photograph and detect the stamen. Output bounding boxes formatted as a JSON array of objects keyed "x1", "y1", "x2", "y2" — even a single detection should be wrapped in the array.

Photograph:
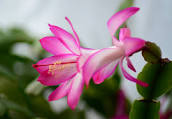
[
  {"x1": 33, "y1": 61, "x2": 76, "y2": 76},
  {"x1": 48, "y1": 61, "x2": 76, "y2": 75},
  {"x1": 48, "y1": 61, "x2": 61, "y2": 75}
]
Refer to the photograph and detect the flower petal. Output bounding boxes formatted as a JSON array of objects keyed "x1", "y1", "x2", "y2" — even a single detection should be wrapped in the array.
[
  {"x1": 65, "y1": 17, "x2": 80, "y2": 47},
  {"x1": 67, "y1": 73, "x2": 84, "y2": 110},
  {"x1": 40, "y1": 36, "x2": 72, "y2": 55},
  {"x1": 126, "y1": 56, "x2": 136, "y2": 72},
  {"x1": 33, "y1": 54, "x2": 78, "y2": 86},
  {"x1": 119, "y1": 57, "x2": 148, "y2": 87},
  {"x1": 48, "y1": 80, "x2": 72, "y2": 101},
  {"x1": 80, "y1": 47, "x2": 97, "y2": 53},
  {"x1": 83, "y1": 47, "x2": 124, "y2": 86},
  {"x1": 119, "y1": 28, "x2": 131, "y2": 42},
  {"x1": 77, "y1": 47, "x2": 97, "y2": 70},
  {"x1": 38, "y1": 73, "x2": 77, "y2": 86},
  {"x1": 49, "y1": 24, "x2": 80, "y2": 55},
  {"x1": 123, "y1": 37, "x2": 145, "y2": 56},
  {"x1": 93, "y1": 60, "x2": 119, "y2": 84},
  {"x1": 107, "y1": 7, "x2": 139, "y2": 38}
]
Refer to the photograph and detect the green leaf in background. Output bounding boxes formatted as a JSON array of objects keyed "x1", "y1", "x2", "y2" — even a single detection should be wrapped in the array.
[
  {"x1": 83, "y1": 72, "x2": 120, "y2": 118},
  {"x1": 0, "y1": 77, "x2": 57, "y2": 118},
  {"x1": 0, "y1": 98, "x2": 33, "y2": 118},
  {"x1": 0, "y1": 27, "x2": 58, "y2": 118},
  {"x1": 0, "y1": 77, "x2": 34, "y2": 118},
  {"x1": 0, "y1": 27, "x2": 34, "y2": 53},
  {"x1": 0, "y1": 100, "x2": 7, "y2": 116},
  {"x1": 83, "y1": 70, "x2": 131, "y2": 118},
  {"x1": 25, "y1": 79, "x2": 45, "y2": 96},
  {"x1": 137, "y1": 62, "x2": 172, "y2": 99},
  {"x1": 29, "y1": 95, "x2": 56, "y2": 118},
  {"x1": 0, "y1": 77, "x2": 28, "y2": 106},
  {"x1": 142, "y1": 42, "x2": 162, "y2": 64},
  {"x1": 129, "y1": 100, "x2": 160, "y2": 119},
  {"x1": 0, "y1": 27, "x2": 37, "y2": 87},
  {"x1": 118, "y1": 0, "x2": 134, "y2": 11},
  {"x1": 58, "y1": 109, "x2": 86, "y2": 119}
]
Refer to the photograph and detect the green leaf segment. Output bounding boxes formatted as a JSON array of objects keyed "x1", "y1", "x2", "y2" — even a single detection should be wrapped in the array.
[{"x1": 130, "y1": 42, "x2": 172, "y2": 119}]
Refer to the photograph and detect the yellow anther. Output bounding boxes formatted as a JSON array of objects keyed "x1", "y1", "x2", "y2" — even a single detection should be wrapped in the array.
[
  {"x1": 48, "y1": 61, "x2": 70, "y2": 75},
  {"x1": 48, "y1": 61, "x2": 61, "y2": 75}
]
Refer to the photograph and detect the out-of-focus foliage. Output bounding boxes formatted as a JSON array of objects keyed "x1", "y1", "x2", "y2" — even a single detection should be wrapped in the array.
[
  {"x1": 0, "y1": 28, "x2": 33, "y2": 53},
  {"x1": 57, "y1": 109, "x2": 86, "y2": 119},
  {"x1": 118, "y1": 0, "x2": 134, "y2": 11},
  {"x1": 0, "y1": 28, "x2": 57, "y2": 119},
  {"x1": 83, "y1": 70, "x2": 131, "y2": 118}
]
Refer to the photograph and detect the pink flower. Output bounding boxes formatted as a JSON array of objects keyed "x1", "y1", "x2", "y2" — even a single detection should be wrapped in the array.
[
  {"x1": 83, "y1": 7, "x2": 148, "y2": 87},
  {"x1": 33, "y1": 17, "x2": 96, "y2": 109}
]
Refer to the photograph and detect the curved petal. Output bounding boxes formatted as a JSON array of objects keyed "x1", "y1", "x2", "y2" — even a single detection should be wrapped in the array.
[
  {"x1": 80, "y1": 47, "x2": 97, "y2": 53},
  {"x1": 67, "y1": 73, "x2": 84, "y2": 110},
  {"x1": 119, "y1": 28, "x2": 131, "y2": 42},
  {"x1": 83, "y1": 47, "x2": 124, "y2": 86},
  {"x1": 123, "y1": 37, "x2": 145, "y2": 56},
  {"x1": 93, "y1": 60, "x2": 119, "y2": 84},
  {"x1": 38, "y1": 73, "x2": 77, "y2": 86},
  {"x1": 40, "y1": 36, "x2": 72, "y2": 55},
  {"x1": 33, "y1": 54, "x2": 78, "y2": 86},
  {"x1": 48, "y1": 80, "x2": 72, "y2": 101},
  {"x1": 48, "y1": 24, "x2": 80, "y2": 55},
  {"x1": 65, "y1": 17, "x2": 80, "y2": 47},
  {"x1": 119, "y1": 57, "x2": 148, "y2": 87},
  {"x1": 107, "y1": 7, "x2": 139, "y2": 38},
  {"x1": 126, "y1": 56, "x2": 136, "y2": 72}
]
